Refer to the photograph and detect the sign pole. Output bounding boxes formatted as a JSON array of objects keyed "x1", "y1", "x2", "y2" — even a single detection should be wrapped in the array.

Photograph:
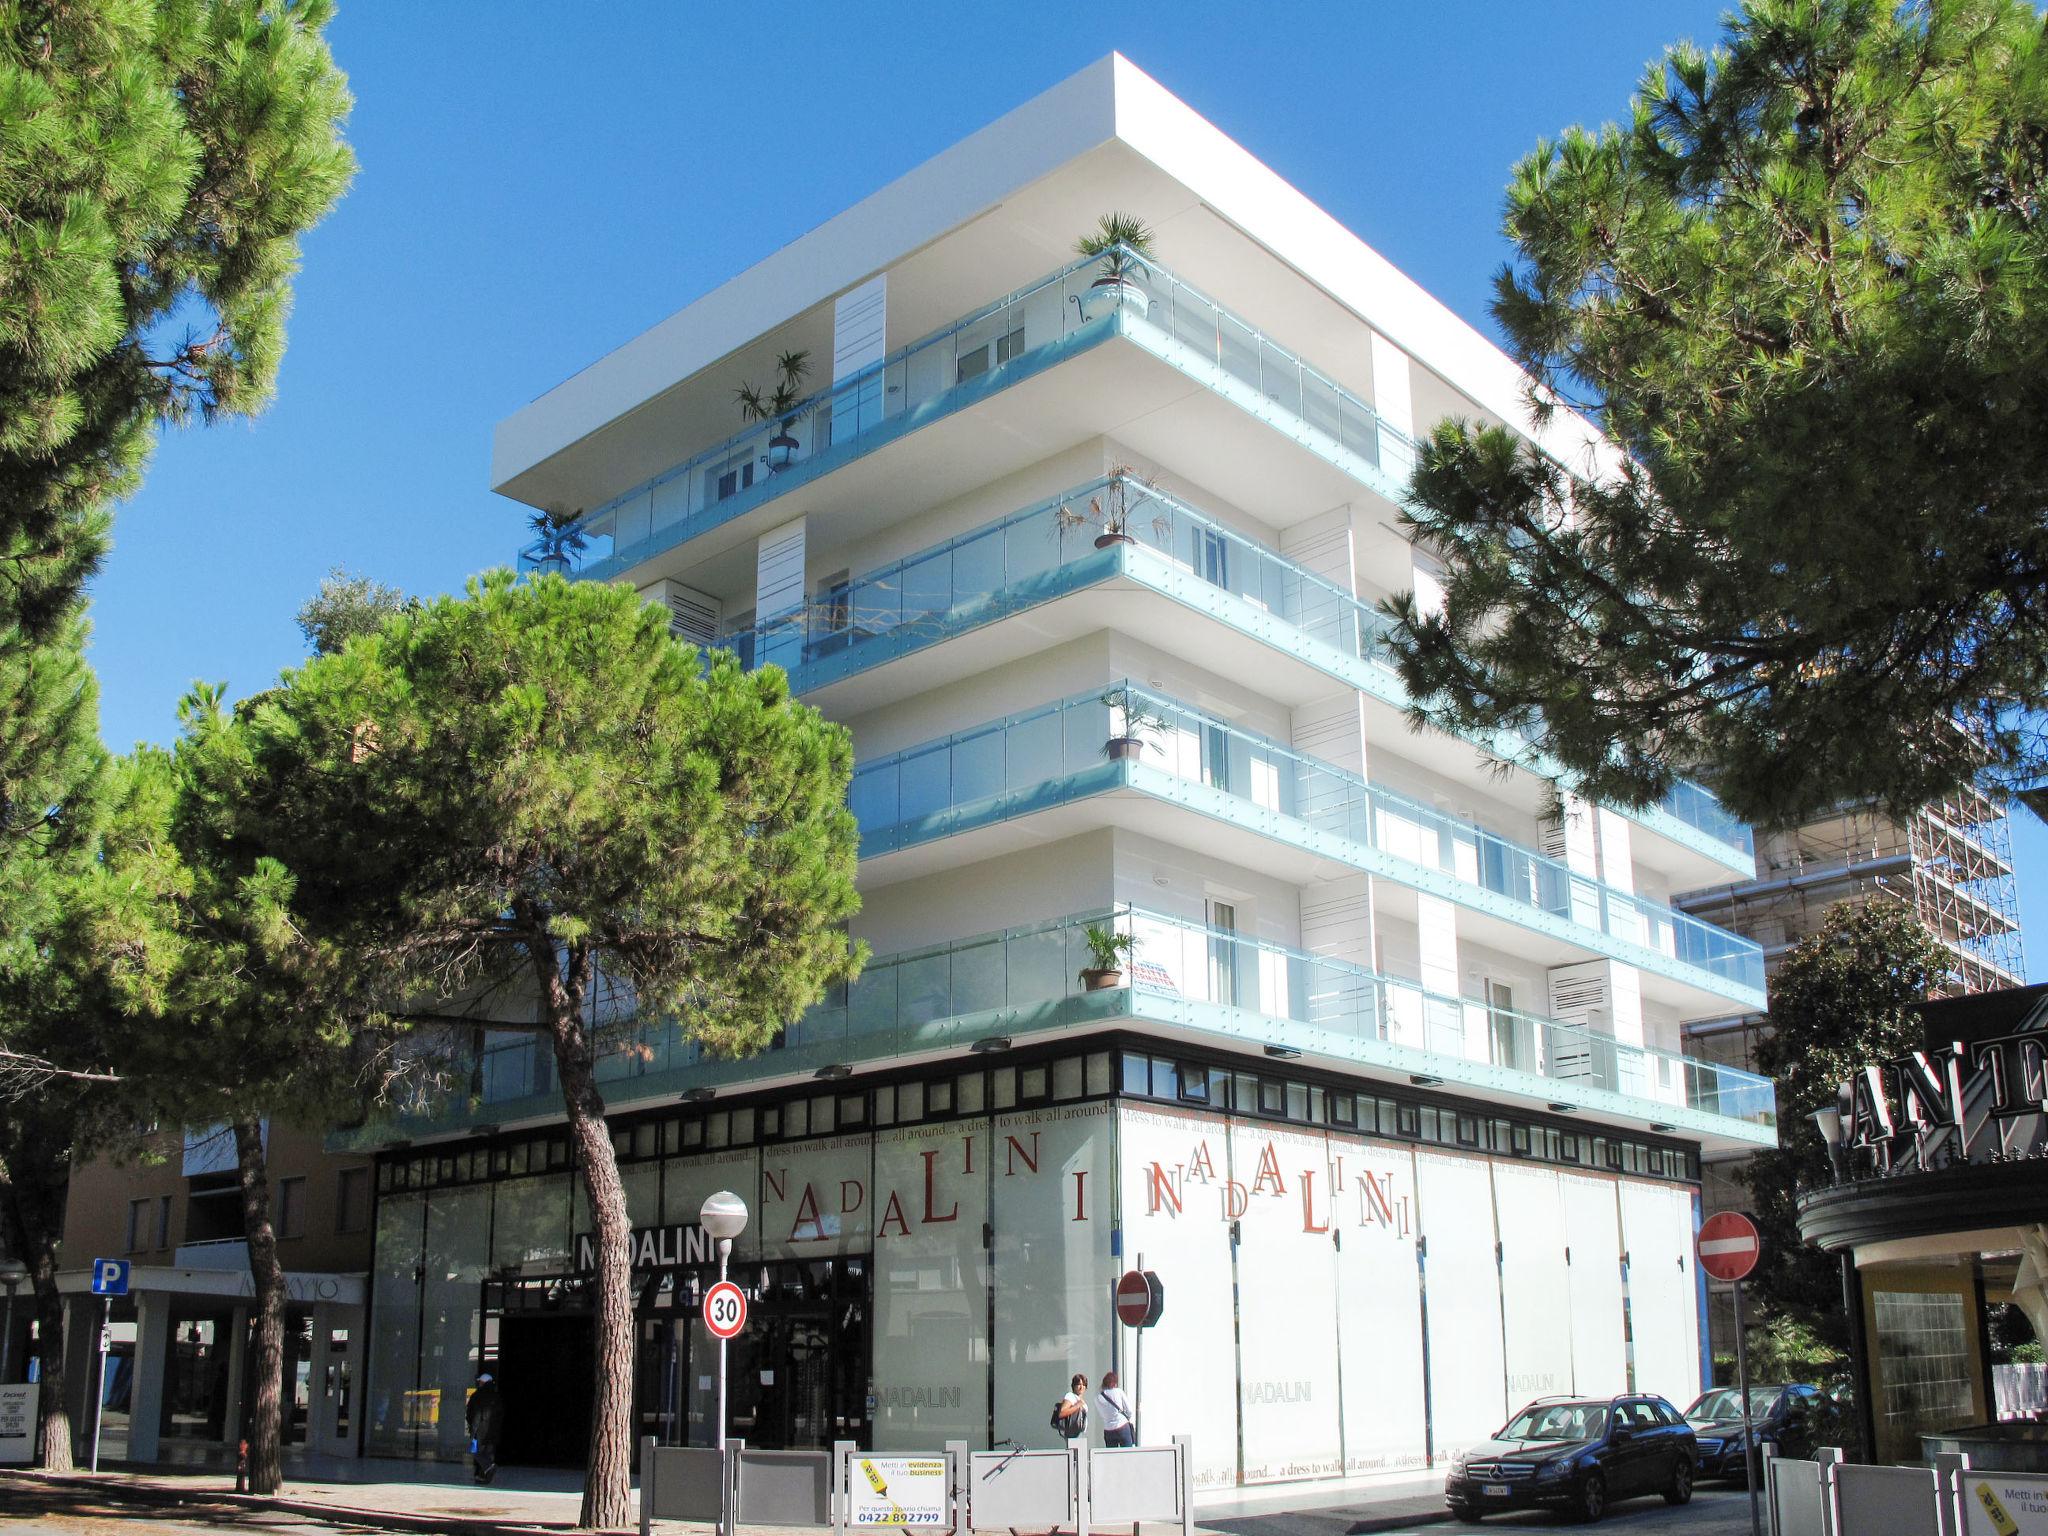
[
  {"x1": 90, "y1": 1294, "x2": 109, "y2": 1474},
  {"x1": 1735, "y1": 1278, "x2": 1759, "y2": 1536},
  {"x1": 1133, "y1": 1251, "x2": 1143, "y2": 1446}
]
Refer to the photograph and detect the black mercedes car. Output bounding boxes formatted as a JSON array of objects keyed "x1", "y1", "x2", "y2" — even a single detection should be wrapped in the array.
[
  {"x1": 1445, "y1": 1395, "x2": 1698, "y2": 1523},
  {"x1": 1683, "y1": 1384, "x2": 1836, "y2": 1482}
]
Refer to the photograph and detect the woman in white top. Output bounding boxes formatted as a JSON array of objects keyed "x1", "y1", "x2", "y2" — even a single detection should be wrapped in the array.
[
  {"x1": 1055, "y1": 1373, "x2": 1089, "y2": 1440},
  {"x1": 1097, "y1": 1370, "x2": 1134, "y2": 1447}
]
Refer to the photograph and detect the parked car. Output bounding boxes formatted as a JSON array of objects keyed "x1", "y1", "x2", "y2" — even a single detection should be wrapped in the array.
[
  {"x1": 1445, "y1": 1395, "x2": 1698, "y2": 1523},
  {"x1": 1683, "y1": 1383, "x2": 1837, "y2": 1482}
]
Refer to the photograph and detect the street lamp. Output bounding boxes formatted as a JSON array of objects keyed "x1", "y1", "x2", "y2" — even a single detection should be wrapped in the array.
[
  {"x1": 1811, "y1": 1101, "x2": 1846, "y2": 1182},
  {"x1": 0, "y1": 1259, "x2": 25, "y2": 1384},
  {"x1": 699, "y1": 1191, "x2": 748, "y2": 1456}
]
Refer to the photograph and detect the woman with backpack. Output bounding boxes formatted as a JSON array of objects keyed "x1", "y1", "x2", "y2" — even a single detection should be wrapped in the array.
[{"x1": 1052, "y1": 1373, "x2": 1088, "y2": 1442}]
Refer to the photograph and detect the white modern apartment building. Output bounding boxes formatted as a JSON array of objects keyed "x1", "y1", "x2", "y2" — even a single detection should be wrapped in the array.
[{"x1": 357, "y1": 57, "x2": 1776, "y2": 1495}]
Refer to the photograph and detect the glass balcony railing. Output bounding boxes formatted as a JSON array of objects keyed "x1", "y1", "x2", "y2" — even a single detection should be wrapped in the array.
[
  {"x1": 518, "y1": 245, "x2": 1415, "y2": 580},
  {"x1": 847, "y1": 683, "x2": 1766, "y2": 1001},
  {"x1": 1656, "y1": 780, "x2": 1755, "y2": 861},
  {"x1": 716, "y1": 472, "x2": 1399, "y2": 683},
  {"x1": 414, "y1": 906, "x2": 1774, "y2": 1139}
]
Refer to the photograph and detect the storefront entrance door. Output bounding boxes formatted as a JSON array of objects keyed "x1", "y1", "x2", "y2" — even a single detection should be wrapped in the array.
[{"x1": 495, "y1": 1314, "x2": 594, "y2": 1467}]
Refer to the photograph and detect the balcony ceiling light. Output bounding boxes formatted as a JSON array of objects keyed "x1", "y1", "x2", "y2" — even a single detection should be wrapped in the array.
[
  {"x1": 1409, "y1": 1074, "x2": 1442, "y2": 1087},
  {"x1": 681, "y1": 1087, "x2": 715, "y2": 1103},
  {"x1": 1648, "y1": 1122, "x2": 1676, "y2": 1133},
  {"x1": 971, "y1": 1035, "x2": 1013, "y2": 1054},
  {"x1": 1547, "y1": 1102, "x2": 1578, "y2": 1114},
  {"x1": 814, "y1": 1063, "x2": 853, "y2": 1081},
  {"x1": 1263, "y1": 1043, "x2": 1302, "y2": 1060}
]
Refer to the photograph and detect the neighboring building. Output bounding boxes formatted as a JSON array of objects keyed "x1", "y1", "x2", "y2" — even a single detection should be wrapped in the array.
[
  {"x1": 359, "y1": 56, "x2": 1777, "y2": 1494},
  {"x1": 1800, "y1": 982, "x2": 2048, "y2": 1465},
  {"x1": 50, "y1": 1123, "x2": 373, "y2": 1467},
  {"x1": 1680, "y1": 789, "x2": 2026, "y2": 1361}
]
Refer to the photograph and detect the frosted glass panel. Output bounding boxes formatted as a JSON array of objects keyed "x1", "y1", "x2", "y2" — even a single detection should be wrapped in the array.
[
  {"x1": 1417, "y1": 1150, "x2": 1507, "y2": 1446},
  {"x1": 1561, "y1": 1173, "x2": 1627, "y2": 1395},
  {"x1": 1493, "y1": 1164, "x2": 1574, "y2": 1403},
  {"x1": 760, "y1": 1135, "x2": 872, "y2": 1259},
  {"x1": 990, "y1": 1104, "x2": 1113, "y2": 1449},
  {"x1": 660, "y1": 1146, "x2": 762, "y2": 1260},
  {"x1": 1331, "y1": 1138, "x2": 1427, "y2": 1475},
  {"x1": 489, "y1": 1174, "x2": 571, "y2": 1273},
  {"x1": 366, "y1": 1192, "x2": 424, "y2": 1456},
  {"x1": 1116, "y1": 1104, "x2": 1243, "y2": 1491},
  {"x1": 421, "y1": 1184, "x2": 491, "y2": 1460},
  {"x1": 1621, "y1": 1181, "x2": 1701, "y2": 1404},
  {"x1": 871, "y1": 1123, "x2": 988, "y2": 1449},
  {"x1": 1231, "y1": 1121, "x2": 1343, "y2": 1482}
]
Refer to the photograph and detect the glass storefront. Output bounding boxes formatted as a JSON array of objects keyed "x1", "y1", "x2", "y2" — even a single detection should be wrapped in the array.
[{"x1": 364, "y1": 1044, "x2": 1705, "y2": 1489}]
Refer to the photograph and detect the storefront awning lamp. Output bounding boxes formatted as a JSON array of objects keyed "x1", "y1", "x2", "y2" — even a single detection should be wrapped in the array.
[
  {"x1": 814, "y1": 1063, "x2": 853, "y2": 1081},
  {"x1": 1409, "y1": 1074, "x2": 1442, "y2": 1087},
  {"x1": 699, "y1": 1190, "x2": 748, "y2": 1241},
  {"x1": 1264, "y1": 1043, "x2": 1302, "y2": 1060},
  {"x1": 1648, "y1": 1123, "x2": 1675, "y2": 1133},
  {"x1": 1547, "y1": 1102, "x2": 1577, "y2": 1114},
  {"x1": 681, "y1": 1087, "x2": 715, "y2": 1103},
  {"x1": 971, "y1": 1035, "x2": 1012, "y2": 1053}
]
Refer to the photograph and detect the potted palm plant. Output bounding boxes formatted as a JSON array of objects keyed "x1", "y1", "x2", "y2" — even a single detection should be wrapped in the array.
[
  {"x1": 1079, "y1": 925, "x2": 1135, "y2": 991},
  {"x1": 527, "y1": 508, "x2": 589, "y2": 574},
  {"x1": 1074, "y1": 211, "x2": 1155, "y2": 323},
  {"x1": 1055, "y1": 467, "x2": 1169, "y2": 550},
  {"x1": 735, "y1": 349, "x2": 813, "y2": 472},
  {"x1": 1101, "y1": 684, "x2": 1173, "y2": 762}
]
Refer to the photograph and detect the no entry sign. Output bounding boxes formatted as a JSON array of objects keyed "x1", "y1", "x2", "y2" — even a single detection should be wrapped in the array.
[
  {"x1": 703, "y1": 1280, "x2": 748, "y2": 1339},
  {"x1": 1115, "y1": 1269, "x2": 1164, "y2": 1327},
  {"x1": 1697, "y1": 1211, "x2": 1762, "y2": 1284}
]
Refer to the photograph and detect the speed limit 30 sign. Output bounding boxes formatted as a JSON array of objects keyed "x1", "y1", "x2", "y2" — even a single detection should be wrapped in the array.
[{"x1": 703, "y1": 1280, "x2": 747, "y2": 1339}]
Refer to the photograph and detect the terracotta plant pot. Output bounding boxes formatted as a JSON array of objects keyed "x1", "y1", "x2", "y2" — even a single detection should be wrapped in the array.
[
  {"x1": 1080, "y1": 968, "x2": 1123, "y2": 991},
  {"x1": 1104, "y1": 736, "x2": 1145, "y2": 761}
]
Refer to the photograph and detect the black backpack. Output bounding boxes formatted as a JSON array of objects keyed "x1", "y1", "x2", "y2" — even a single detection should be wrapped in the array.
[{"x1": 1051, "y1": 1398, "x2": 1086, "y2": 1437}]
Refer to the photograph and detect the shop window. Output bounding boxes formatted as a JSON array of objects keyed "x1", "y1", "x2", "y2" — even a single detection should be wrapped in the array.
[
  {"x1": 1019, "y1": 1065, "x2": 1048, "y2": 1101},
  {"x1": 1206, "y1": 1067, "x2": 1232, "y2": 1107},
  {"x1": 336, "y1": 1168, "x2": 370, "y2": 1233},
  {"x1": 1121, "y1": 1054, "x2": 1150, "y2": 1096},
  {"x1": 1257, "y1": 1079, "x2": 1284, "y2": 1116},
  {"x1": 1491, "y1": 1118, "x2": 1511, "y2": 1151},
  {"x1": 927, "y1": 1079, "x2": 953, "y2": 1115},
  {"x1": 612, "y1": 1127, "x2": 632, "y2": 1160},
  {"x1": 1286, "y1": 1083, "x2": 1309, "y2": 1121},
  {"x1": 707, "y1": 1112, "x2": 730, "y2": 1149},
  {"x1": 1052, "y1": 1057, "x2": 1083, "y2": 1101},
  {"x1": 1086, "y1": 1053, "x2": 1113, "y2": 1097},
  {"x1": 1396, "y1": 1103, "x2": 1420, "y2": 1139},
  {"x1": 376, "y1": 1163, "x2": 395, "y2": 1194},
  {"x1": 1307, "y1": 1088, "x2": 1329, "y2": 1125},
  {"x1": 760, "y1": 1105, "x2": 782, "y2": 1137},
  {"x1": 1235, "y1": 1073, "x2": 1258, "y2": 1113},
  {"x1": 732, "y1": 1106, "x2": 756, "y2": 1141},
  {"x1": 835, "y1": 1095, "x2": 863, "y2": 1127},
  {"x1": 783, "y1": 1100, "x2": 808, "y2": 1138},
  {"x1": 1510, "y1": 1124, "x2": 1532, "y2": 1157},
  {"x1": 661, "y1": 1119, "x2": 683, "y2": 1154},
  {"x1": 897, "y1": 1082, "x2": 923, "y2": 1123},
  {"x1": 1377, "y1": 1097, "x2": 1397, "y2": 1132},
  {"x1": 872, "y1": 1085, "x2": 895, "y2": 1127},
  {"x1": 545, "y1": 1135, "x2": 569, "y2": 1171},
  {"x1": 990, "y1": 1069, "x2": 1016, "y2": 1110},
  {"x1": 632, "y1": 1122, "x2": 658, "y2": 1158},
  {"x1": 1456, "y1": 1114, "x2": 1480, "y2": 1147},
  {"x1": 684, "y1": 1118, "x2": 706, "y2": 1148},
  {"x1": 277, "y1": 1177, "x2": 306, "y2": 1240},
  {"x1": 1177, "y1": 1066, "x2": 1209, "y2": 1105},
  {"x1": 955, "y1": 1073, "x2": 982, "y2": 1113},
  {"x1": 810, "y1": 1095, "x2": 837, "y2": 1134},
  {"x1": 1150, "y1": 1057, "x2": 1178, "y2": 1098},
  {"x1": 1330, "y1": 1094, "x2": 1357, "y2": 1128}
]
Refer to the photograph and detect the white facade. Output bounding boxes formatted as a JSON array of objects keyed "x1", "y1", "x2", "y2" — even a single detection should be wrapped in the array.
[{"x1": 380, "y1": 53, "x2": 1774, "y2": 1494}]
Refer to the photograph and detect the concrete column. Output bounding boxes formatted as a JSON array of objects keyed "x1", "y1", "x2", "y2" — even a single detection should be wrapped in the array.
[
  {"x1": 126, "y1": 1292, "x2": 169, "y2": 1464},
  {"x1": 220, "y1": 1305, "x2": 247, "y2": 1452}
]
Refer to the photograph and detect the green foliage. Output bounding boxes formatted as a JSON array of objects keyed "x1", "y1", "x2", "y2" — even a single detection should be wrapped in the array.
[
  {"x1": 1389, "y1": 0, "x2": 2048, "y2": 826},
  {"x1": 734, "y1": 349, "x2": 812, "y2": 429},
  {"x1": 1083, "y1": 925, "x2": 1135, "y2": 973},
  {"x1": 0, "y1": 0, "x2": 353, "y2": 968},
  {"x1": 1715, "y1": 1314, "x2": 1849, "y2": 1385},
  {"x1": 1076, "y1": 211, "x2": 1156, "y2": 280},
  {"x1": 294, "y1": 568, "x2": 415, "y2": 657},
  {"x1": 1740, "y1": 901, "x2": 1944, "y2": 1347}
]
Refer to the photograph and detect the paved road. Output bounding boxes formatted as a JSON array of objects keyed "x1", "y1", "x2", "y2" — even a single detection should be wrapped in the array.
[
  {"x1": 0, "y1": 1481, "x2": 394, "y2": 1535},
  {"x1": 1209, "y1": 1484, "x2": 1762, "y2": 1536}
]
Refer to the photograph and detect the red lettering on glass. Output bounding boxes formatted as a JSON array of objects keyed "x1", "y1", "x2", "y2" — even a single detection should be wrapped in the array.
[
  {"x1": 878, "y1": 1191, "x2": 910, "y2": 1238},
  {"x1": 840, "y1": 1180, "x2": 865, "y2": 1215},
  {"x1": 1188, "y1": 1142, "x2": 1217, "y2": 1183},
  {"x1": 1004, "y1": 1133, "x2": 1040, "y2": 1176},
  {"x1": 922, "y1": 1148, "x2": 958, "y2": 1223},
  {"x1": 1146, "y1": 1163, "x2": 1183, "y2": 1216},
  {"x1": 1225, "y1": 1181, "x2": 1249, "y2": 1220},
  {"x1": 789, "y1": 1184, "x2": 825, "y2": 1243},
  {"x1": 1251, "y1": 1142, "x2": 1285, "y2": 1196},
  {"x1": 1301, "y1": 1170, "x2": 1329, "y2": 1234},
  {"x1": 1072, "y1": 1171, "x2": 1088, "y2": 1222},
  {"x1": 764, "y1": 1169, "x2": 787, "y2": 1202}
]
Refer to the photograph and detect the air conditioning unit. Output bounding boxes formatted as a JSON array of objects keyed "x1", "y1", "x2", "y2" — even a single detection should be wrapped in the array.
[{"x1": 639, "y1": 579, "x2": 721, "y2": 647}]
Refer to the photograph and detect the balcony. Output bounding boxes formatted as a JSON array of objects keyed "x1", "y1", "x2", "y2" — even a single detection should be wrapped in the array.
[
  {"x1": 712, "y1": 475, "x2": 1755, "y2": 881},
  {"x1": 384, "y1": 907, "x2": 1774, "y2": 1152},
  {"x1": 519, "y1": 246, "x2": 1415, "y2": 584},
  {"x1": 847, "y1": 684, "x2": 1766, "y2": 1010}
]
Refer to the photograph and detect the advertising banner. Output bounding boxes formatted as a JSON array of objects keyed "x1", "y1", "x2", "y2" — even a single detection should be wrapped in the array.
[
  {"x1": 850, "y1": 1453, "x2": 950, "y2": 1526},
  {"x1": 0, "y1": 1383, "x2": 37, "y2": 1465},
  {"x1": 1966, "y1": 1474, "x2": 2048, "y2": 1536}
]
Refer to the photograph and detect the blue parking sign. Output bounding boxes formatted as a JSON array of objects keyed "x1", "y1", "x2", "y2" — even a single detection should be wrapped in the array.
[{"x1": 90, "y1": 1259, "x2": 129, "y2": 1297}]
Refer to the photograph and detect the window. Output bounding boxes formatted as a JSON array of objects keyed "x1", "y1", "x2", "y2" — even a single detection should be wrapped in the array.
[
  {"x1": 155, "y1": 1194, "x2": 173, "y2": 1249},
  {"x1": 955, "y1": 325, "x2": 1024, "y2": 382},
  {"x1": 714, "y1": 451, "x2": 756, "y2": 503},
  {"x1": 276, "y1": 1177, "x2": 306, "y2": 1240},
  {"x1": 335, "y1": 1168, "x2": 370, "y2": 1234},
  {"x1": 1207, "y1": 901, "x2": 1239, "y2": 1008},
  {"x1": 125, "y1": 1198, "x2": 149, "y2": 1254}
]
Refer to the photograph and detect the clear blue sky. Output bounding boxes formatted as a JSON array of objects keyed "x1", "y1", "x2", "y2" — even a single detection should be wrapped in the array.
[{"x1": 83, "y1": 0, "x2": 2048, "y2": 981}]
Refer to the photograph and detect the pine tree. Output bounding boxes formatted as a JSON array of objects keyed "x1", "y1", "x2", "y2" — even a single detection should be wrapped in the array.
[
  {"x1": 176, "y1": 573, "x2": 866, "y2": 1529},
  {"x1": 1389, "y1": 0, "x2": 2048, "y2": 826}
]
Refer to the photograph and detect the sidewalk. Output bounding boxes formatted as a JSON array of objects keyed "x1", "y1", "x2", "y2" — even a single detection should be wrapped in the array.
[{"x1": 1199, "y1": 1470, "x2": 1451, "y2": 1536}]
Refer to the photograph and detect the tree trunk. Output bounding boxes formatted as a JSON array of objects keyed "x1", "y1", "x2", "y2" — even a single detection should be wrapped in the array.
[
  {"x1": 0, "y1": 1124, "x2": 76, "y2": 1470},
  {"x1": 233, "y1": 1117, "x2": 287, "y2": 1495},
  {"x1": 538, "y1": 938, "x2": 633, "y2": 1532}
]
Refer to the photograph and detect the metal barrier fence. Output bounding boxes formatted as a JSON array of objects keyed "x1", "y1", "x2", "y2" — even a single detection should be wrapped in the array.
[
  {"x1": 638, "y1": 1436, "x2": 1195, "y2": 1535},
  {"x1": 1763, "y1": 1445, "x2": 2048, "y2": 1536}
]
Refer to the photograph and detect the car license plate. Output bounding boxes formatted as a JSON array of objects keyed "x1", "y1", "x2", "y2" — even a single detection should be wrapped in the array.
[{"x1": 1484, "y1": 1486, "x2": 1511, "y2": 1498}]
